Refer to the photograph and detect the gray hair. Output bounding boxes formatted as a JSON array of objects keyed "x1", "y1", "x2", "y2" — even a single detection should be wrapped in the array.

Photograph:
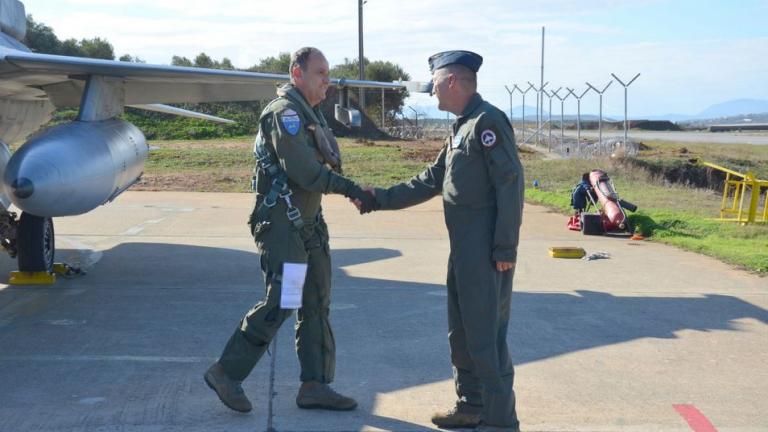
[
  {"x1": 444, "y1": 64, "x2": 477, "y2": 91},
  {"x1": 290, "y1": 47, "x2": 324, "y2": 73}
]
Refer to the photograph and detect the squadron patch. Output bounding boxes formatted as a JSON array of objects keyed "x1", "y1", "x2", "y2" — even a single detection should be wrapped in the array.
[
  {"x1": 480, "y1": 129, "x2": 497, "y2": 147},
  {"x1": 281, "y1": 109, "x2": 301, "y2": 136}
]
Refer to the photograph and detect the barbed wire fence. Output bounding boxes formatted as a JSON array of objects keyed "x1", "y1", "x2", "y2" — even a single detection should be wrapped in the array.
[{"x1": 507, "y1": 72, "x2": 642, "y2": 159}]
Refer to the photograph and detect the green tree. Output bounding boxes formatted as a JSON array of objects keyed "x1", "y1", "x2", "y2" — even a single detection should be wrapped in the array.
[
  {"x1": 171, "y1": 55, "x2": 194, "y2": 67},
  {"x1": 219, "y1": 57, "x2": 235, "y2": 70},
  {"x1": 79, "y1": 37, "x2": 115, "y2": 60},
  {"x1": 330, "y1": 57, "x2": 410, "y2": 124},
  {"x1": 249, "y1": 52, "x2": 291, "y2": 74},
  {"x1": 24, "y1": 15, "x2": 60, "y2": 54},
  {"x1": 119, "y1": 54, "x2": 146, "y2": 63},
  {"x1": 193, "y1": 53, "x2": 215, "y2": 68},
  {"x1": 58, "y1": 38, "x2": 85, "y2": 57}
]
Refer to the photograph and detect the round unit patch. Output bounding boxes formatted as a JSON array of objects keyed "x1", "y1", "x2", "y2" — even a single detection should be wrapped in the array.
[
  {"x1": 480, "y1": 129, "x2": 497, "y2": 147},
  {"x1": 281, "y1": 109, "x2": 301, "y2": 135}
]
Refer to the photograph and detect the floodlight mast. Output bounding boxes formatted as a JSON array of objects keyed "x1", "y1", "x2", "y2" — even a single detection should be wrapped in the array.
[
  {"x1": 586, "y1": 80, "x2": 613, "y2": 146},
  {"x1": 610, "y1": 72, "x2": 641, "y2": 146},
  {"x1": 567, "y1": 87, "x2": 591, "y2": 153}
]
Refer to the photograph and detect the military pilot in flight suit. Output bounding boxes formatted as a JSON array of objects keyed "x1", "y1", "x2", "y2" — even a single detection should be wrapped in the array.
[
  {"x1": 204, "y1": 47, "x2": 378, "y2": 413},
  {"x1": 368, "y1": 51, "x2": 524, "y2": 432}
]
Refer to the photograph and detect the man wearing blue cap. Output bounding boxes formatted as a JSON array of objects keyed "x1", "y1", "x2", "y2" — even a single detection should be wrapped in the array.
[{"x1": 367, "y1": 50, "x2": 524, "y2": 431}]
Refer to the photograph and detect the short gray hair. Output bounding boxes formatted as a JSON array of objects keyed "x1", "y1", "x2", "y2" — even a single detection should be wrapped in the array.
[
  {"x1": 290, "y1": 47, "x2": 323, "y2": 73},
  {"x1": 444, "y1": 64, "x2": 477, "y2": 91}
]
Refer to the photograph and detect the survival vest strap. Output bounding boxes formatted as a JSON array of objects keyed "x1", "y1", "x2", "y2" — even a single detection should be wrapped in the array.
[
  {"x1": 253, "y1": 137, "x2": 303, "y2": 229},
  {"x1": 252, "y1": 97, "x2": 303, "y2": 230}
]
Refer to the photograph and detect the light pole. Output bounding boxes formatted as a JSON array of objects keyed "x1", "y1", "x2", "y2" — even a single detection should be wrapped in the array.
[
  {"x1": 610, "y1": 72, "x2": 641, "y2": 146},
  {"x1": 586, "y1": 80, "x2": 613, "y2": 146},
  {"x1": 567, "y1": 87, "x2": 591, "y2": 153}
]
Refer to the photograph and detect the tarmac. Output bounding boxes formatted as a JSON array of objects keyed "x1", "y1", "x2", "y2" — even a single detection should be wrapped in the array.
[{"x1": 0, "y1": 191, "x2": 765, "y2": 432}]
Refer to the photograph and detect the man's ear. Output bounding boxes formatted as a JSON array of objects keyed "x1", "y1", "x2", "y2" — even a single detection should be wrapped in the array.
[
  {"x1": 447, "y1": 73, "x2": 456, "y2": 89},
  {"x1": 290, "y1": 66, "x2": 302, "y2": 82}
]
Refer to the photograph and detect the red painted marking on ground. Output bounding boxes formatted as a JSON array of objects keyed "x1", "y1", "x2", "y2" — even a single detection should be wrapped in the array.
[{"x1": 673, "y1": 404, "x2": 719, "y2": 432}]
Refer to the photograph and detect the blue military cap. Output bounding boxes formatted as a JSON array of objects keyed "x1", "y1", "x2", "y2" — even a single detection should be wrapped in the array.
[{"x1": 428, "y1": 50, "x2": 483, "y2": 73}]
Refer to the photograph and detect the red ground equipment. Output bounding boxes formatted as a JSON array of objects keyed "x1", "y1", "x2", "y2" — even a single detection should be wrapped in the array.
[{"x1": 568, "y1": 170, "x2": 637, "y2": 235}]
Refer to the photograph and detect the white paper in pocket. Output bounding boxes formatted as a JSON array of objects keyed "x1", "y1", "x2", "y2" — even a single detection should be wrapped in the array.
[{"x1": 280, "y1": 262, "x2": 307, "y2": 309}]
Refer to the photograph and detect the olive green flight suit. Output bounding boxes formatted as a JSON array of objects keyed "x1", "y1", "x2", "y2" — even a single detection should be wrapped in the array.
[
  {"x1": 218, "y1": 84, "x2": 359, "y2": 384},
  {"x1": 375, "y1": 93, "x2": 524, "y2": 429}
]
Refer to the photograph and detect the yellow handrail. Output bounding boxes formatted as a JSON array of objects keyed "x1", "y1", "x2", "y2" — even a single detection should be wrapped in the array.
[{"x1": 701, "y1": 162, "x2": 768, "y2": 224}]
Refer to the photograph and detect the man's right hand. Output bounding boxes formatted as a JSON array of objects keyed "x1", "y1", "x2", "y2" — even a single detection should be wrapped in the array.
[{"x1": 345, "y1": 185, "x2": 379, "y2": 214}]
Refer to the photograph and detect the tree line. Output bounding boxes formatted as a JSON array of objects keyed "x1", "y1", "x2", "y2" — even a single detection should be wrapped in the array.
[{"x1": 25, "y1": 16, "x2": 410, "y2": 139}]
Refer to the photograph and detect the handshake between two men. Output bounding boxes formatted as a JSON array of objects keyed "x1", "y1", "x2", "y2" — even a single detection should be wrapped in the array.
[{"x1": 344, "y1": 185, "x2": 380, "y2": 214}]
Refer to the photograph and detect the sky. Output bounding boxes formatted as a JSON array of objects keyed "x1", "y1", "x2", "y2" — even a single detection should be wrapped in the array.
[{"x1": 22, "y1": 0, "x2": 768, "y2": 119}]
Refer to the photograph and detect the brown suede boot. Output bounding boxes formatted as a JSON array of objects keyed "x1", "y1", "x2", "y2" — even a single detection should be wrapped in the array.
[
  {"x1": 296, "y1": 381, "x2": 357, "y2": 411},
  {"x1": 204, "y1": 362, "x2": 252, "y2": 413},
  {"x1": 431, "y1": 402, "x2": 482, "y2": 429}
]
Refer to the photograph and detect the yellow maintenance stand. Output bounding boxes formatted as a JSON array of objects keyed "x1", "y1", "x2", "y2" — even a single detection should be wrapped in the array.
[{"x1": 702, "y1": 162, "x2": 768, "y2": 224}]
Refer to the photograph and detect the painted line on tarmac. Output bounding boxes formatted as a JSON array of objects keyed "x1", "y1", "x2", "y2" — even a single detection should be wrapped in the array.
[
  {"x1": 120, "y1": 217, "x2": 167, "y2": 236},
  {"x1": 0, "y1": 355, "x2": 212, "y2": 363},
  {"x1": 673, "y1": 404, "x2": 719, "y2": 432}
]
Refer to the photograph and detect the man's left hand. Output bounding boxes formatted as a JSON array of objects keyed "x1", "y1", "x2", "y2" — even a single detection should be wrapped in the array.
[{"x1": 495, "y1": 261, "x2": 515, "y2": 272}]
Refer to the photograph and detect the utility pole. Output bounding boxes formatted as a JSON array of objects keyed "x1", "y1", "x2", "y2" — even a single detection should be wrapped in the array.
[
  {"x1": 586, "y1": 80, "x2": 613, "y2": 146},
  {"x1": 358, "y1": 0, "x2": 366, "y2": 110},
  {"x1": 610, "y1": 72, "x2": 641, "y2": 146},
  {"x1": 539, "y1": 27, "x2": 545, "y2": 147}
]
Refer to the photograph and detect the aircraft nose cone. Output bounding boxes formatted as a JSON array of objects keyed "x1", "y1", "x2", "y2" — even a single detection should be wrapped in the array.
[{"x1": 11, "y1": 177, "x2": 35, "y2": 199}]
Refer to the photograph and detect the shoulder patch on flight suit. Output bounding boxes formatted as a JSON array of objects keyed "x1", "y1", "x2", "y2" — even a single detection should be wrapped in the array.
[
  {"x1": 480, "y1": 129, "x2": 497, "y2": 148},
  {"x1": 280, "y1": 109, "x2": 301, "y2": 136}
]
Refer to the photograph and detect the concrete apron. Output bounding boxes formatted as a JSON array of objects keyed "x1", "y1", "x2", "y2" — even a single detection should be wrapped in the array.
[{"x1": 0, "y1": 191, "x2": 765, "y2": 432}]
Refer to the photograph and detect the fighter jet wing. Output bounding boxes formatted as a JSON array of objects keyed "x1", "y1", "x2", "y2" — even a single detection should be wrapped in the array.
[{"x1": 0, "y1": 50, "x2": 406, "y2": 107}]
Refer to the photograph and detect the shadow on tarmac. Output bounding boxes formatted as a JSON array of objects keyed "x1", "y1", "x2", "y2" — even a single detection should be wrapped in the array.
[{"x1": 0, "y1": 243, "x2": 766, "y2": 431}]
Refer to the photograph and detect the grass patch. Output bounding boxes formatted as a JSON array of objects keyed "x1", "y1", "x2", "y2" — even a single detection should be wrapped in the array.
[{"x1": 138, "y1": 137, "x2": 431, "y2": 193}]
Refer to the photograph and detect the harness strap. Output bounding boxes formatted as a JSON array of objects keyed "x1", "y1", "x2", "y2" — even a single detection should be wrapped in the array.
[{"x1": 253, "y1": 127, "x2": 304, "y2": 230}]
